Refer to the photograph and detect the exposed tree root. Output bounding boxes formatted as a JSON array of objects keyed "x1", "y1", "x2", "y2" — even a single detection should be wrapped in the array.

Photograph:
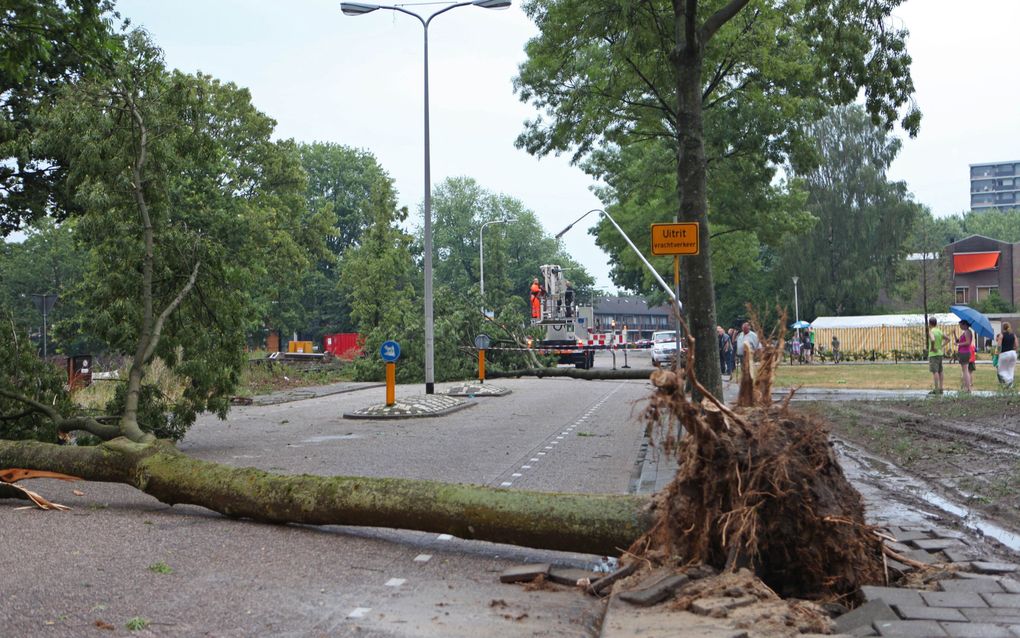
[{"x1": 628, "y1": 313, "x2": 883, "y2": 600}]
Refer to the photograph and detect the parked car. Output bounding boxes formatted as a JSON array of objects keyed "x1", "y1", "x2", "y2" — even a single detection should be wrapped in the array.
[
  {"x1": 651, "y1": 330, "x2": 683, "y2": 366},
  {"x1": 635, "y1": 338, "x2": 653, "y2": 349}
]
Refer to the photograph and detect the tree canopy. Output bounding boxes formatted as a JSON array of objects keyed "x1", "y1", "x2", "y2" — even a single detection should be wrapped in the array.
[
  {"x1": 0, "y1": 0, "x2": 120, "y2": 234},
  {"x1": 20, "y1": 30, "x2": 326, "y2": 441},
  {"x1": 516, "y1": 0, "x2": 920, "y2": 394}
]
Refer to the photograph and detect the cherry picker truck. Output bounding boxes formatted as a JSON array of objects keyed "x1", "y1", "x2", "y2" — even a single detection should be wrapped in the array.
[{"x1": 528, "y1": 264, "x2": 599, "y2": 369}]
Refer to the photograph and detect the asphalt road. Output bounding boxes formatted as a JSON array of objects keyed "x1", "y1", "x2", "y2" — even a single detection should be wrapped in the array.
[{"x1": 0, "y1": 357, "x2": 662, "y2": 637}]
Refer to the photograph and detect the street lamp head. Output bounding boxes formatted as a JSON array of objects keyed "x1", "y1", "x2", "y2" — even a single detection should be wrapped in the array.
[
  {"x1": 472, "y1": 0, "x2": 511, "y2": 8},
  {"x1": 792, "y1": 276, "x2": 799, "y2": 285},
  {"x1": 340, "y1": 2, "x2": 380, "y2": 16}
]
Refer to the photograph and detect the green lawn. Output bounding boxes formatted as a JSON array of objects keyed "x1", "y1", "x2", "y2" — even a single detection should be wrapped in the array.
[{"x1": 773, "y1": 361, "x2": 1002, "y2": 391}]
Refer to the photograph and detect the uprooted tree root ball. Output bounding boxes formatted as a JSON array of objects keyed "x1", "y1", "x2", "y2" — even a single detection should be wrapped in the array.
[{"x1": 630, "y1": 321, "x2": 884, "y2": 602}]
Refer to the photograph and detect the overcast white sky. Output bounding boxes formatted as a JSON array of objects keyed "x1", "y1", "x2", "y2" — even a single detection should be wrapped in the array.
[{"x1": 115, "y1": 0, "x2": 1020, "y2": 290}]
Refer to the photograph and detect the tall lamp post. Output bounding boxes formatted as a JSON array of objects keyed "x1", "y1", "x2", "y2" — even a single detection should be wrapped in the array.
[
  {"x1": 31, "y1": 293, "x2": 58, "y2": 358},
  {"x1": 792, "y1": 275, "x2": 800, "y2": 341},
  {"x1": 340, "y1": 0, "x2": 511, "y2": 395},
  {"x1": 479, "y1": 218, "x2": 515, "y2": 301},
  {"x1": 555, "y1": 209, "x2": 678, "y2": 306}
]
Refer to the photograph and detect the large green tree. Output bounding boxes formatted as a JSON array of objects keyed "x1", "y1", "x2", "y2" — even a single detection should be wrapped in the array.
[
  {"x1": 292, "y1": 142, "x2": 396, "y2": 340},
  {"x1": 0, "y1": 0, "x2": 118, "y2": 234},
  {"x1": 516, "y1": 0, "x2": 920, "y2": 395},
  {"x1": 4, "y1": 30, "x2": 323, "y2": 442},
  {"x1": 773, "y1": 105, "x2": 922, "y2": 317},
  {"x1": 0, "y1": 219, "x2": 89, "y2": 353}
]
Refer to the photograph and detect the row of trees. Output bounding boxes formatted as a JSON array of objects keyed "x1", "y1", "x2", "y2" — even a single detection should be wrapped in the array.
[{"x1": 0, "y1": 3, "x2": 589, "y2": 442}]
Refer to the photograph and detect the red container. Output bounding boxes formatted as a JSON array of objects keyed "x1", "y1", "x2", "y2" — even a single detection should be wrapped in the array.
[{"x1": 323, "y1": 333, "x2": 363, "y2": 359}]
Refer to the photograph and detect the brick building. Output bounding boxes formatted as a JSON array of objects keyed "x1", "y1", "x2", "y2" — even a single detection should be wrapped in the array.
[{"x1": 945, "y1": 235, "x2": 1019, "y2": 306}]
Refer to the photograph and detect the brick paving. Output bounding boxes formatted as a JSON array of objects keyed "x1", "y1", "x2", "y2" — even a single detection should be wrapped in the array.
[{"x1": 837, "y1": 526, "x2": 1020, "y2": 637}]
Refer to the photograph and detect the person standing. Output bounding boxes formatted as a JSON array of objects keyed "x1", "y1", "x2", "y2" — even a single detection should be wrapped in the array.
[
  {"x1": 735, "y1": 322, "x2": 761, "y2": 373},
  {"x1": 717, "y1": 326, "x2": 733, "y2": 377},
  {"x1": 529, "y1": 277, "x2": 543, "y2": 320},
  {"x1": 831, "y1": 335, "x2": 841, "y2": 364},
  {"x1": 927, "y1": 317, "x2": 943, "y2": 395},
  {"x1": 956, "y1": 319, "x2": 974, "y2": 393},
  {"x1": 805, "y1": 326, "x2": 815, "y2": 363},
  {"x1": 727, "y1": 327, "x2": 737, "y2": 376},
  {"x1": 999, "y1": 322, "x2": 1017, "y2": 387}
]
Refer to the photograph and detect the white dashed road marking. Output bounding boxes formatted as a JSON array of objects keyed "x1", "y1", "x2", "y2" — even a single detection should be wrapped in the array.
[
  {"x1": 385, "y1": 578, "x2": 406, "y2": 587},
  {"x1": 414, "y1": 554, "x2": 432, "y2": 563},
  {"x1": 348, "y1": 608, "x2": 371, "y2": 619}
]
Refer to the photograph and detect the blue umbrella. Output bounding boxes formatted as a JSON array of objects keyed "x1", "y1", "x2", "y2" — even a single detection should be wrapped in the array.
[
  {"x1": 950, "y1": 305, "x2": 994, "y2": 339},
  {"x1": 790, "y1": 320, "x2": 811, "y2": 329}
]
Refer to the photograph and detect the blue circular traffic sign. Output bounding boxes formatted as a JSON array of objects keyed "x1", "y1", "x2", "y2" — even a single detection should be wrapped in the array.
[{"x1": 380, "y1": 340, "x2": 401, "y2": 362}]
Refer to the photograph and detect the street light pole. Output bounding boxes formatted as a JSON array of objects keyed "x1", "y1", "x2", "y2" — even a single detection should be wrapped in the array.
[
  {"x1": 792, "y1": 275, "x2": 800, "y2": 343},
  {"x1": 479, "y1": 218, "x2": 515, "y2": 301},
  {"x1": 340, "y1": 0, "x2": 510, "y2": 394},
  {"x1": 556, "y1": 209, "x2": 679, "y2": 306},
  {"x1": 30, "y1": 293, "x2": 58, "y2": 358}
]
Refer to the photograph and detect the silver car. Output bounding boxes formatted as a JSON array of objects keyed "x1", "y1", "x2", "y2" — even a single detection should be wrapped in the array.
[{"x1": 651, "y1": 330, "x2": 681, "y2": 365}]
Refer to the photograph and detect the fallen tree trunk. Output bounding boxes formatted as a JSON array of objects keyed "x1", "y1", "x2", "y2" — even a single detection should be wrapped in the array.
[
  {"x1": 488, "y1": 367, "x2": 651, "y2": 380},
  {"x1": 0, "y1": 438, "x2": 653, "y2": 556}
]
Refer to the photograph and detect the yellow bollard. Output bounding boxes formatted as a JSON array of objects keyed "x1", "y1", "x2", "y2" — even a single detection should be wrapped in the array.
[
  {"x1": 478, "y1": 349, "x2": 486, "y2": 383},
  {"x1": 385, "y1": 362, "x2": 395, "y2": 406}
]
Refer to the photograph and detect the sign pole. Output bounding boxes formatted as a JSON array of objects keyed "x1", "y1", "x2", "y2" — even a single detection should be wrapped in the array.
[
  {"x1": 478, "y1": 349, "x2": 486, "y2": 382},
  {"x1": 379, "y1": 340, "x2": 401, "y2": 406},
  {"x1": 386, "y1": 362, "x2": 396, "y2": 406}
]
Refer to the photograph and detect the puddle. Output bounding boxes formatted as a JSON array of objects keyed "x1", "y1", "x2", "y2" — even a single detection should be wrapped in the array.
[
  {"x1": 301, "y1": 434, "x2": 361, "y2": 443},
  {"x1": 916, "y1": 490, "x2": 1020, "y2": 552},
  {"x1": 834, "y1": 439, "x2": 1020, "y2": 552}
]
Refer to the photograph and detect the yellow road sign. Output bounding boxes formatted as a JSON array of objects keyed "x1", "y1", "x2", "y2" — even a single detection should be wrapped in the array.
[{"x1": 650, "y1": 222, "x2": 699, "y2": 256}]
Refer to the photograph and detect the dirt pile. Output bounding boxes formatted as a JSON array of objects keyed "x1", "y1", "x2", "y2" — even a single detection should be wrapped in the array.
[{"x1": 629, "y1": 321, "x2": 884, "y2": 601}]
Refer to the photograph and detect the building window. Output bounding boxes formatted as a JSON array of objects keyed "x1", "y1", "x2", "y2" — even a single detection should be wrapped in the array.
[
  {"x1": 976, "y1": 286, "x2": 999, "y2": 302},
  {"x1": 972, "y1": 166, "x2": 994, "y2": 178},
  {"x1": 956, "y1": 287, "x2": 969, "y2": 304}
]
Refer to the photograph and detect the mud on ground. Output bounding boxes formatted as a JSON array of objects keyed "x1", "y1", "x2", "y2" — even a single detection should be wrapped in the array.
[{"x1": 801, "y1": 397, "x2": 1020, "y2": 534}]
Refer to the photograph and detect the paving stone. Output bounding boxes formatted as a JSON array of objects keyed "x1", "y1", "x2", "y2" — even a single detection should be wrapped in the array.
[
  {"x1": 999, "y1": 579, "x2": 1020, "y2": 594},
  {"x1": 959, "y1": 572, "x2": 1005, "y2": 581},
  {"x1": 972, "y1": 562, "x2": 1020, "y2": 575},
  {"x1": 874, "y1": 619, "x2": 948, "y2": 636},
  {"x1": 912, "y1": 538, "x2": 965, "y2": 551},
  {"x1": 618, "y1": 574, "x2": 689, "y2": 607},
  {"x1": 835, "y1": 600, "x2": 898, "y2": 635},
  {"x1": 886, "y1": 559, "x2": 912, "y2": 575},
  {"x1": 903, "y1": 549, "x2": 942, "y2": 565},
  {"x1": 939, "y1": 579, "x2": 1006, "y2": 594},
  {"x1": 945, "y1": 549, "x2": 979, "y2": 564},
  {"x1": 939, "y1": 622, "x2": 1015, "y2": 638},
  {"x1": 983, "y1": 594, "x2": 1020, "y2": 609},
  {"x1": 892, "y1": 605, "x2": 968, "y2": 622},
  {"x1": 887, "y1": 541, "x2": 914, "y2": 554},
  {"x1": 960, "y1": 608, "x2": 1020, "y2": 624},
  {"x1": 921, "y1": 591, "x2": 989, "y2": 608},
  {"x1": 690, "y1": 596, "x2": 757, "y2": 617},
  {"x1": 861, "y1": 586, "x2": 926, "y2": 608},
  {"x1": 547, "y1": 566, "x2": 601, "y2": 587},
  {"x1": 499, "y1": 563, "x2": 550, "y2": 583},
  {"x1": 892, "y1": 530, "x2": 936, "y2": 542}
]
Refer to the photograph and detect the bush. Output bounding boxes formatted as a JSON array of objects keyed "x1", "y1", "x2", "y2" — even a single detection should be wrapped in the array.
[{"x1": 0, "y1": 317, "x2": 76, "y2": 442}]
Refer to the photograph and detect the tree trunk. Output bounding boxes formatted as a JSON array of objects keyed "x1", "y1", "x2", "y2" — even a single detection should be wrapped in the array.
[
  {"x1": 488, "y1": 367, "x2": 652, "y2": 380},
  {"x1": 0, "y1": 439, "x2": 653, "y2": 556},
  {"x1": 674, "y1": 29, "x2": 723, "y2": 399}
]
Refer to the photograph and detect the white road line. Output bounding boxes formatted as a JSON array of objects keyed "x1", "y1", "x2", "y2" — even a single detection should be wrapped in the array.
[
  {"x1": 537, "y1": 452, "x2": 546, "y2": 455},
  {"x1": 500, "y1": 481, "x2": 513, "y2": 487},
  {"x1": 414, "y1": 554, "x2": 432, "y2": 562},
  {"x1": 530, "y1": 458, "x2": 539, "y2": 462},
  {"x1": 521, "y1": 465, "x2": 531, "y2": 469},
  {"x1": 437, "y1": 534, "x2": 453, "y2": 541},
  {"x1": 512, "y1": 473, "x2": 522, "y2": 477},
  {"x1": 385, "y1": 578, "x2": 406, "y2": 587},
  {"x1": 348, "y1": 608, "x2": 371, "y2": 619}
]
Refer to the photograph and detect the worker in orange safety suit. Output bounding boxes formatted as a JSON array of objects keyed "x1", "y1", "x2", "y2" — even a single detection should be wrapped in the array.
[{"x1": 530, "y1": 277, "x2": 543, "y2": 319}]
